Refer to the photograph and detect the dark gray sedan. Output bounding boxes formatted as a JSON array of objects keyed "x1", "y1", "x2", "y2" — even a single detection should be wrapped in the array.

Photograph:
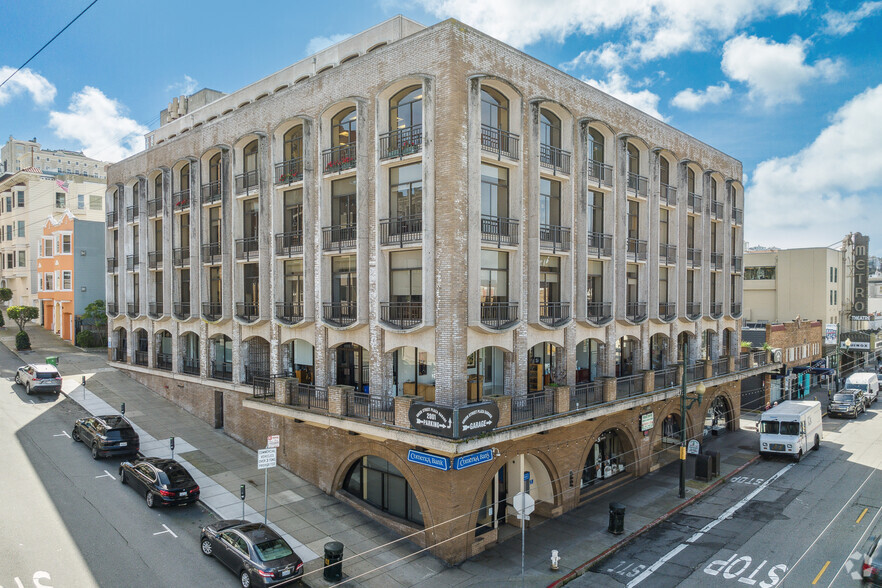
[{"x1": 200, "y1": 520, "x2": 303, "y2": 587}]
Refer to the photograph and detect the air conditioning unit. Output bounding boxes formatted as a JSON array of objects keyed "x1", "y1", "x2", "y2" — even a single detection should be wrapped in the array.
[{"x1": 771, "y1": 348, "x2": 783, "y2": 363}]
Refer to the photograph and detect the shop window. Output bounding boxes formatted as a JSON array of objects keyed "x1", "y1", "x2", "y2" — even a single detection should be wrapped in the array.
[
  {"x1": 581, "y1": 429, "x2": 627, "y2": 488},
  {"x1": 342, "y1": 456, "x2": 423, "y2": 525}
]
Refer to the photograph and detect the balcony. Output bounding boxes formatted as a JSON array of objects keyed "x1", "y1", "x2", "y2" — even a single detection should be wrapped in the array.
[
  {"x1": 571, "y1": 381, "x2": 603, "y2": 410},
  {"x1": 321, "y1": 224, "x2": 357, "y2": 252},
  {"x1": 210, "y1": 360, "x2": 232, "y2": 381},
  {"x1": 686, "y1": 302, "x2": 702, "y2": 319},
  {"x1": 586, "y1": 159, "x2": 613, "y2": 187},
  {"x1": 687, "y1": 248, "x2": 702, "y2": 268},
  {"x1": 654, "y1": 367, "x2": 678, "y2": 391},
  {"x1": 539, "y1": 301, "x2": 569, "y2": 327},
  {"x1": 732, "y1": 255, "x2": 743, "y2": 273},
  {"x1": 125, "y1": 205, "x2": 139, "y2": 223},
  {"x1": 235, "y1": 170, "x2": 259, "y2": 194},
  {"x1": 480, "y1": 125, "x2": 519, "y2": 160},
  {"x1": 201, "y1": 181, "x2": 222, "y2": 205},
  {"x1": 626, "y1": 301, "x2": 647, "y2": 322},
  {"x1": 235, "y1": 237, "x2": 259, "y2": 261},
  {"x1": 127, "y1": 303, "x2": 139, "y2": 318},
  {"x1": 539, "y1": 224, "x2": 570, "y2": 253},
  {"x1": 275, "y1": 231, "x2": 303, "y2": 256},
  {"x1": 156, "y1": 353, "x2": 172, "y2": 371},
  {"x1": 235, "y1": 302, "x2": 259, "y2": 322},
  {"x1": 173, "y1": 190, "x2": 190, "y2": 211},
  {"x1": 587, "y1": 232, "x2": 612, "y2": 257},
  {"x1": 202, "y1": 242, "x2": 222, "y2": 264},
  {"x1": 480, "y1": 215, "x2": 519, "y2": 247},
  {"x1": 659, "y1": 302, "x2": 676, "y2": 321},
  {"x1": 106, "y1": 302, "x2": 118, "y2": 316},
  {"x1": 626, "y1": 238, "x2": 647, "y2": 261},
  {"x1": 379, "y1": 125, "x2": 422, "y2": 160},
  {"x1": 107, "y1": 257, "x2": 118, "y2": 272},
  {"x1": 659, "y1": 243, "x2": 677, "y2": 265},
  {"x1": 173, "y1": 246, "x2": 190, "y2": 267},
  {"x1": 202, "y1": 302, "x2": 222, "y2": 321},
  {"x1": 126, "y1": 255, "x2": 140, "y2": 271},
  {"x1": 323, "y1": 301, "x2": 357, "y2": 327},
  {"x1": 173, "y1": 301, "x2": 191, "y2": 320},
  {"x1": 688, "y1": 192, "x2": 701, "y2": 212},
  {"x1": 710, "y1": 302, "x2": 723, "y2": 318},
  {"x1": 586, "y1": 301, "x2": 612, "y2": 324},
  {"x1": 106, "y1": 210, "x2": 118, "y2": 227},
  {"x1": 133, "y1": 350, "x2": 148, "y2": 367},
  {"x1": 275, "y1": 302, "x2": 304, "y2": 325},
  {"x1": 148, "y1": 302, "x2": 163, "y2": 318},
  {"x1": 511, "y1": 391, "x2": 554, "y2": 424},
  {"x1": 710, "y1": 252, "x2": 723, "y2": 270},
  {"x1": 627, "y1": 172, "x2": 648, "y2": 197},
  {"x1": 182, "y1": 357, "x2": 200, "y2": 376},
  {"x1": 479, "y1": 301, "x2": 518, "y2": 330},
  {"x1": 539, "y1": 144, "x2": 571, "y2": 175},
  {"x1": 147, "y1": 197, "x2": 162, "y2": 218},
  {"x1": 379, "y1": 216, "x2": 422, "y2": 247},
  {"x1": 732, "y1": 207, "x2": 743, "y2": 224},
  {"x1": 380, "y1": 301, "x2": 422, "y2": 329},
  {"x1": 616, "y1": 374, "x2": 644, "y2": 398},
  {"x1": 283, "y1": 382, "x2": 328, "y2": 413},
  {"x1": 660, "y1": 183, "x2": 677, "y2": 206},
  {"x1": 148, "y1": 250, "x2": 162, "y2": 269},
  {"x1": 346, "y1": 391, "x2": 394, "y2": 423},
  {"x1": 731, "y1": 302, "x2": 742, "y2": 317},
  {"x1": 711, "y1": 201, "x2": 724, "y2": 220},
  {"x1": 274, "y1": 158, "x2": 303, "y2": 184},
  {"x1": 322, "y1": 144, "x2": 356, "y2": 175}
]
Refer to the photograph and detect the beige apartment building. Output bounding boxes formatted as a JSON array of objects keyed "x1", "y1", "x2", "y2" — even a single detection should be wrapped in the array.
[
  {"x1": 1, "y1": 136, "x2": 108, "y2": 179},
  {"x1": 105, "y1": 17, "x2": 772, "y2": 563}
]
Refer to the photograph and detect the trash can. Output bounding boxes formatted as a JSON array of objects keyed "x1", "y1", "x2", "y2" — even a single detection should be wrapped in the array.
[
  {"x1": 608, "y1": 502, "x2": 625, "y2": 535},
  {"x1": 706, "y1": 450, "x2": 720, "y2": 477},
  {"x1": 323, "y1": 541, "x2": 344, "y2": 582},
  {"x1": 694, "y1": 453, "x2": 711, "y2": 482},
  {"x1": 46, "y1": 356, "x2": 59, "y2": 367}
]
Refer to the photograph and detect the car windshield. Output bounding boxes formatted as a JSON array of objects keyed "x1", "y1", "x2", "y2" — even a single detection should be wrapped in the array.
[
  {"x1": 848, "y1": 383, "x2": 868, "y2": 391},
  {"x1": 779, "y1": 421, "x2": 799, "y2": 436},
  {"x1": 254, "y1": 538, "x2": 294, "y2": 562},
  {"x1": 759, "y1": 421, "x2": 778, "y2": 434},
  {"x1": 36, "y1": 372, "x2": 58, "y2": 379},
  {"x1": 833, "y1": 394, "x2": 854, "y2": 403}
]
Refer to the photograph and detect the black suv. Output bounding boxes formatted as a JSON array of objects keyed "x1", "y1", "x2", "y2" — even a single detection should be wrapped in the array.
[
  {"x1": 72, "y1": 415, "x2": 140, "y2": 459},
  {"x1": 828, "y1": 391, "x2": 865, "y2": 419}
]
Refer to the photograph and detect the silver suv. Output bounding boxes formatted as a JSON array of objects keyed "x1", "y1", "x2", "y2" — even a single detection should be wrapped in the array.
[{"x1": 15, "y1": 363, "x2": 62, "y2": 395}]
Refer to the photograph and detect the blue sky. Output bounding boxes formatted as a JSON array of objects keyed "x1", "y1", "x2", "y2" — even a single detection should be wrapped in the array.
[{"x1": 2, "y1": 0, "x2": 881, "y2": 253}]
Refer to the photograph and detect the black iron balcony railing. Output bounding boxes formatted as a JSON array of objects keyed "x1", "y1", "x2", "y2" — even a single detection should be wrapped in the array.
[
  {"x1": 711, "y1": 201, "x2": 724, "y2": 220},
  {"x1": 106, "y1": 302, "x2": 119, "y2": 316},
  {"x1": 539, "y1": 144, "x2": 571, "y2": 175},
  {"x1": 210, "y1": 360, "x2": 233, "y2": 381},
  {"x1": 202, "y1": 302, "x2": 222, "y2": 321},
  {"x1": 712, "y1": 357, "x2": 730, "y2": 377},
  {"x1": 511, "y1": 391, "x2": 554, "y2": 424},
  {"x1": 173, "y1": 190, "x2": 190, "y2": 211},
  {"x1": 107, "y1": 257, "x2": 118, "y2": 272},
  {"x1": 148, "y1": 302, "x2": 163, "y2": 318},
  {"x1": 173, "y1": 246, "x2": 190, "y2": 267},
  {"x1": 686, "y1": 362, "x2": 706, "y2": 382},
  {"x1": 586, "y1": 301, "x2": 612, "y2": 324},
  {"x1": 147, "y1": 197, "x2": 162, "y2": 217},
  {"x1": 379, "y1": 125, "x2": 422, "y2": 160},
  {"x1": 659, "y1": 243, "x2": 677, "y2": 265},
  {"x1": 480, "y1": 215, "x2": 519, "y2": 247},
  {"x1": 380, "y1": 301, "x2": 422, "y2": 329},
  {"x1": 127, "y1": 303, "x2": 140, "y2": 317},
  {"x1": 235, "y1": 237, "x2": 259, "y2": 261},
  {"x1": 659, "y1": 302, "x2": 676, "y2": 320},
  {"x1": 126, "y1": 205, "x2": 139, "y2": 223},
  {"x1": 732, "y1": 255, "x2": 743, "y2": 272},
  {"x1": 710, "y1": 302, "x2": 723, "y2": 318},
  {"x1": 133, "y1": 350, "x2": 148, "y2": 366},
  {"x1": 626, "y1": 301, "x2": 647, "y2": 322},
  {"x1": 627, "y1": 172, "x2": 648, "y2": 197},
  {"x1": 539, "y1": 301, "x2": 570, "y2": 327},
  {"x1": 587, "y1": 232, "x2": 612, "y2": 257},
  {"x1": 660, "y1": 183, "x2": 677, "y2": 206},
  {"x1": 156, "y1": 353, "x2": 172, "y2": 371},
  {"x1": 235, "y1": 170, "x2": 259, "y2": 193},
  {"x1": 285, "y1": 382, "x2": 329, "y2": 412},
  {"x1": 710, "y1": 252, "x2": 723, "y2": 270},
  {"x1": 686, "y1": 302, "x2": 702, "y2": 319},
  {"x1": 480, "y1": 125, "x2": 519, "y2": 160},
  {"x1": 173, "y1": 301, "x2": 191, "y2": 320},
  {"x1": 586, "y1": 159, "x2": 613, "y2": 186},
  {"x1": 687, "y1": 248, "x2": 702, "y2": 268},
  {"x1": 202, "y1": 242, "x2": 222, "y2": 264},
  {"x1": 323, "y1": 301, "x2": 357, "y2": 327},
  {"x1": 732, "y1": 207, "x2": 743, "y2": 224},
  {"x1": 182, "y1": 357, "x2": 200, "y2": 376},
  {"x1": 321, "y1": 224, "x2": 357, "y2": 252},
  {"x1": 107, "y1": 210, "x2": 118, "y2": 226},
  {"x1": 322, "y1": 144, "x2": 356, "y2": 175},
  {"x1": 616, "y1": 374, "x2": 645, "y2": 398},
  {"x1": 347, "y1": 391, "x2": 394, "y2": 423},
  {"x1": 274, "y1": 157, "x2": 303, "y2": 184},
  {"x1": 539, "y1": 224, "x2": 570, "y2": 253},
  {"x1": 126, "y1": 255, "x2": 140, "y2": 271},
  {"x1": 201, "y1": 181, "x2": 222, "y2": 205},
  {"x1": 275, "y1": 231, "x2": 303, "y2": 256},
  {"x1": 148, "y1": 250, "x2": 162, "y2": 269},
  {"x1": 235, "y1": 302, "x2": 259, "y2": 322},
  {"x1": 627, "y1": 238, "x2": 647, "y2": 261},
  {"x1": 655, "y1": 366, "x2": 679, "y2": 390},
  {"x1": 275, "y1": 301, "x2": 304, "y2": 325},
  {"x1": 379, "y1": 216, "x2": 422, "y2": 247},
  {"x1": 571, "y1": 381, "x2": 603, "y2": 410},
  {"x1": 479, "y1": 301, "x2": 518, "y2": 330},
  {"x1": 688, "y1": 192, "x2": 701, "y2": 211},
  {"x1": 731, "y1": 302, "x2": 742, "y2": 317}
]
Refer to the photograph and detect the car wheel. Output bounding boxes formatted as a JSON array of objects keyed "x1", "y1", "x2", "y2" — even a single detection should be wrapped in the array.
[
  {"x1": 120, "y1": 470, "x2": 126, "y2": 485},
  {"x1": 25, "y1": 383, "x2": 31, "y2": 396},
  {"x1": 240, "y1": 570, "x2": 252, "y2": 588},
  {"x1": 814, "y1": 434, "x2": 820, "y2": 451},
  {"x1": 71, "y1": 427, "x2": 80, "y2": 442},
  {"x1": 91, "y1": 443, "x2": 99, "y2": 460},
  {"x1": 14, "y1": 373, "x2": 20, "y2": 384},
  {"x1": 146, "y1": 492, "x2": 155, "y2": 509},
  {"x1": 796, "y1": 450, "x2": 803, "y2": 462},
  {"x1": 201, "y1": 537, "x2": 213, "y2": 556}
]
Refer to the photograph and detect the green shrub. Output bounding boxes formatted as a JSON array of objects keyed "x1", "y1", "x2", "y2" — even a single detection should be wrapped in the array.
[
  {"x1": 0, "y1": 312, "x2": 5, "y2": 327},
  {"x1": 76, "y1": 330, "x2": 95, "y2": 348},
  {"x1": 15, "y1": 330, "x2": 30, "y2": 350}
]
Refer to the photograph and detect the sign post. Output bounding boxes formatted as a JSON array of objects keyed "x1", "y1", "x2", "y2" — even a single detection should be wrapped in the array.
[{"x1": 257, "y1": 447, "x2": 277, "y2": 525}]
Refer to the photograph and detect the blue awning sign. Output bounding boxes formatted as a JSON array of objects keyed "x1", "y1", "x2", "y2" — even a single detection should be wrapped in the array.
[
  {"x1": 407, "y1": 449, "x2": 450, "y2": 471},
  {"x1": 453, "y1": 449, "x2": 495, "y2": 471}
]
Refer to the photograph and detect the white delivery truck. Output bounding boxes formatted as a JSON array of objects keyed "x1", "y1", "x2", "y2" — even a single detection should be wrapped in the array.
[
  {"x1": 759, "y1": 400, "x2": 822, "y2": 461},
  {"x1": 845, "y1": 372, "x2": 879, "y2": 406}
]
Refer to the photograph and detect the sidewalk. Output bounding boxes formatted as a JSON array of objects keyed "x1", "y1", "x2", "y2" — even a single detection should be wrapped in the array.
[{"x1": 2, "y1": 323, "x2": 766, "y2": 587}]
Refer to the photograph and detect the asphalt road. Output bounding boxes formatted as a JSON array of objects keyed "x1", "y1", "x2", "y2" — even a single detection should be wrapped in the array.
[
  {"x1": 575, "y1": 401, "x2": 882, "y2": 587},
  {"x1": 0, "y1": 344, "x2": 234, "y2": 588}
]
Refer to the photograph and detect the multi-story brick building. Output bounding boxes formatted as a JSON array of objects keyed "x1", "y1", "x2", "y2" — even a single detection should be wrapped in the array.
[{"x1": 105, "y1": 17, "x2": 772, "y2": 562}]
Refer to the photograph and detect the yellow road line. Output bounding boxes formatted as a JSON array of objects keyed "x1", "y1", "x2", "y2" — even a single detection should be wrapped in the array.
[
  {"x1": 812, "y1": 561, "x2": 830, "y2": 585},
  {"x1": 858, "y1": 507, "x2": 869, "y2": 524}
]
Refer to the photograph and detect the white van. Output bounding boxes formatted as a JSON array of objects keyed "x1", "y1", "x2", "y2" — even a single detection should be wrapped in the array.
[
  {"x1": 845, "y1": 372, "x2": 879, "y2": 407},
  {"x1": 759, "y1": 400, "x2": 823, "y2": 461}
]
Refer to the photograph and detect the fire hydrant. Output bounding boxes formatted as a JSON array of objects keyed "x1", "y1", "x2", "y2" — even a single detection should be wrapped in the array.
[{"x1": 550, "y1": 550, "x2": 560, "y2": 571}]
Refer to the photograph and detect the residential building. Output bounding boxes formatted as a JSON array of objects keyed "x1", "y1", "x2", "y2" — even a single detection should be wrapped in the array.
[
  {"x1": 0, "y1": 169, "x2": 106, "y2": 305},
  {"x1": 1, "y1": 136, "x2": 108, "y2": 179},
  {"x1": 36, "y1": 212, "x2": 106, "y2": 342},
  {"x1": 106, "y1": 16, "x2": 767, "y2": 563}
]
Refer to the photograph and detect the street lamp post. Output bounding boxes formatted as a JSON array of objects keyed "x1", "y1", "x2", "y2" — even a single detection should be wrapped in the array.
[
  {"x1": 679, "y1": 342, "x2": 706, "y2": 499},
  {"x1": 836, "y1": 337, "x2": 852, "y2": 393}
]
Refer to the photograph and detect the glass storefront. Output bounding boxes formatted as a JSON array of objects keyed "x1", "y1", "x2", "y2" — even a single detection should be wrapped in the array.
[
  {"x1": 343, "y1": 456, "x2": 423, "y2": 525},
  {"x1": 582, "y1": 430, "x2": 628, "y2": 488}
]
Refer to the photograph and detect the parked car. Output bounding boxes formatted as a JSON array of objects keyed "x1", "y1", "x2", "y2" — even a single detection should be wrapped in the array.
[
  {"x1": 846, "y1": 372, "x2": 879, "y2": 407},
  {"x1": 71, "y1": 415, "x2": 140, "y2": 459},
  {"x1": 828, "y1": 391, "x2": 865, "y2": 419},
  {"x1": 862, "y1": 535, "x2": 882, "y2": 584},
  {"x1": 200, "y1": 520, "x2": 304, "y2": 587},
  {"x1": 14, "y1": 363, "x2": 62, "y2": 395},
  {"x1": 119, "y1": 457, "x2": 200, "y2": 508}
]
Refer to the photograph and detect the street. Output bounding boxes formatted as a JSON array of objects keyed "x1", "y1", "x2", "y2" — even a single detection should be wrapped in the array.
[
  {"x1": 576, "y1": 402, "x2": 882, "y2": 587},
  {"x1": 0, "y1": 343, "x2": 232, "y2": 588}
]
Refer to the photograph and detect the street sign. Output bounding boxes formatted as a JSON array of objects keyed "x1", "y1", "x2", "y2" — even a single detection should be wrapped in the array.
[
  {"x1": 639, "y1": 411, "x2": 654, "y2": 432},
  {"x1": 267, "y1": 435, "x2": 280, "y2": 448},
  {"x1": 687, "y1": 439, "x2": 700, "y2": 455},
  {"x1": 512, "y1": 492, "x2": 535, "y2": 517},
  {"x1": 406, "y1": 449, "x2": 450, "y2": 471},
  {"x1": 453, "y1": 449, "x2": 495, "y2": 470},
  {"x1": 257, "y1": 448, "x2": 277, "y2": 469}
]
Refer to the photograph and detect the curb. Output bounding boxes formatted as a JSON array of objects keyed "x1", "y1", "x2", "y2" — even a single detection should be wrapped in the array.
[{"x1": 546, "y1": 454, "x2": 762, "y2": 588}]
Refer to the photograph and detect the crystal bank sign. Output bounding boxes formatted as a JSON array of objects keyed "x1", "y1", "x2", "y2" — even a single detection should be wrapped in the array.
[{"x1": 408, "y1": 401, "x2": 499, "y2": 439}]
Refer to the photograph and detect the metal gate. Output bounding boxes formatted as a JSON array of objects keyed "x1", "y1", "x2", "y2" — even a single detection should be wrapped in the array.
[{"x1": 246, "y1": 338, "x2": 271, "y2": 385}]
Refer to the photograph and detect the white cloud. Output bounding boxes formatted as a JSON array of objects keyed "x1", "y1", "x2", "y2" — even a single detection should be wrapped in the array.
[
  {"x1": 582, "y1": 71, "x2": 665, "y2": 121},
  {"x1": 166, "y1": 75, "x2": 198, "y2": 97},
  {"x1": 48, "y1": 87, "x2": 148, "y2": 162},
  {"x1": 671, "y1": 82, "x2": 732, "y2": 110},
  {"x1": 745, "y1": 84, "x2": 882, "y2": 249},
  {"x1": 0, "y1": 66, "x2": 56, "y2": 106},
  {"x1": 823, "y1": 1, "x2": 882, "y2": 36},
  {"x1": 721, "y1": 35, "x2": 842, "y2": 107},
  {"x1": 305, "y1": 33, "x2": 352, "y2": 56}
]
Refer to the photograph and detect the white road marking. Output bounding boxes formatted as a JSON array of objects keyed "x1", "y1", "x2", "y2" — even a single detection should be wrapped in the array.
[
  {"x1": 95, "y1": 470, "x2": 115, "y2": 480},
  {"x1": 53, "y1": 431, "x2": 71, "y2": 438},
  {"x1": 28, "y1": 399, "x2": 35, "y2": 404},
  {"x1": 153, "y1": 524, "x2": 177, "y2": 538},
  {"x1": 627, "y1": 463, "x2": 794, "y2": 587}
]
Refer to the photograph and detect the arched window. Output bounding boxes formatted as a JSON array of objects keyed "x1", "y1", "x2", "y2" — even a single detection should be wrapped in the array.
[
  {"x1": 179, "y1": 164, "x2": 189, "y2": 194},
  {"x1": 627, "y1": 143, "x2": 639, "y2": 175},
  {"x1": 154, "y1": 174, "x2": 162, "y2": 201},
  {"x1": 539, "y1": 109, "x2": 561, "y2": 149},
  {"x1": 208, "y1": 152, "x2": 221, "y2": 184},
  {"x1": 343, "y1": 456, "x2": 424, "y2": 525},
  {"x1": 211, "y1": 335, "x2": 232, "y2": 380},
  {"x1": 480, "y1": 87, "x2": 508, "y2": 132},
  {"x1": 660, "y1": 157, "x2": 670, "y2": 186},
  {"x1": 688, "y1": 168, "x2": 696, "y2": 194},
  {"x1": 588, "y1": 128, "x2": 605, "y2": 164},
  {"x1": 390, "y1": 86, "x2": 422, "y2": 131},
  {"x1": 332, "y1": 107, "x2": 357, "y2": 147},
  {"x1": 243, "y1": 140, "x2": 258, "y2": 174},
  {"x1": 283, "y1": 126, "x2": 302, "y2": 162}
]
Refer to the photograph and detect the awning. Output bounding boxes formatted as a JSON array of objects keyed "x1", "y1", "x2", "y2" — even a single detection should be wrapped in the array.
[{"x1": 791, "y1": 366, "x2": 836, "y2": 375}]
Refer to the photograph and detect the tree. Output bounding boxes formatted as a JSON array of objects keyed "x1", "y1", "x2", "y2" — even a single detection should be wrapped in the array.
[
  {"x1": 0, "y1": 288, "x2": 11, "y2": 305},
  {"x1": 7, "y1": 305, "x2": 39, "y2": 333},
  {"x1": 81, "y1": 299, "x2": 107, "y2": 330}
]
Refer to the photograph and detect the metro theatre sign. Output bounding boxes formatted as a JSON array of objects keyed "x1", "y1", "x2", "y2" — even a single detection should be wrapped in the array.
[{"x1": 852, "y1": 233, "x2": 870, "y2": 321}]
